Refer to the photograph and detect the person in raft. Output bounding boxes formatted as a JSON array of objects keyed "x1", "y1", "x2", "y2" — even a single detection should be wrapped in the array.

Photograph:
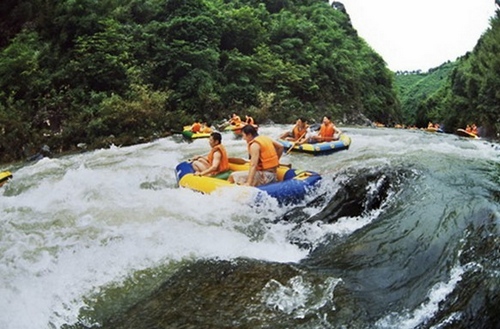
[
  {"x1": 190, "y1": 121, "x2": 202, "y2": 133},
  {"x1": 200, "y1": 121, "x2": 212, "y2": 133},
  {"x1": 470, "y1": 124, "x2": 479, "y2": 135},
  {"x1": 245, "y1": 115, "x2": 255, "y2": 126},
  {"x1": 279, "y1": 117, "x2": 308, "y2": 141},
  {"x1": 228, "y1": 125, "x2": 284, "y2": 187},
  {"x1": 301, "y1": 115, "x2": 341, "y2": 144},
  {"x1": 191, "y1": 132, "x2": 230, "y2": 176},
  {"x1": 229, "y1": 113, "x2": 242, "y2": 126}
]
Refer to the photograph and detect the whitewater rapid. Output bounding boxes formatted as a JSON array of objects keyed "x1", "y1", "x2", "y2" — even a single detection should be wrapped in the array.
[{"x1": 1, "y1": 126, "x2": 499, "y2": 328}]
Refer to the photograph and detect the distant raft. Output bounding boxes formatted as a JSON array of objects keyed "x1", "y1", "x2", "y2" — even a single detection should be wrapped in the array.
[
  {"x1": 425, "y1": 127, "x2": 444, "y2": 133},
  {"x1": 278, "y1": 133, "x2": 351, "y2": 156},
  {"x1": 0, "y1": 171, "x2": 13, "y2": 187},
  {"x1": 175, "y1": 158, "x2": 321, "y2": 204},
  {"x1": 456, "y1": 129, "x2": 480, "y2": 139},
  {"x1": 181, "y1": 125, "x2": 211, "y2": 140},
  {"x1": 224, "y1": 123, "x2": 258, "y2": 136}
]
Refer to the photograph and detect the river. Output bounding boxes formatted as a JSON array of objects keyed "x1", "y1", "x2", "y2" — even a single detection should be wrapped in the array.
[{"x1": 1, "y1": 126, "x2": 499, "y2": 329}]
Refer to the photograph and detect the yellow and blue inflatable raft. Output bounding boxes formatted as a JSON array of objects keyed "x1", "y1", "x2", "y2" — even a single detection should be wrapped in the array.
[
  {"x1": 175, "y1": 159, "x2": 321, "y2": 204},
  {"x1": 279, "y1": 133, "x2": 351, "y2": 156}
]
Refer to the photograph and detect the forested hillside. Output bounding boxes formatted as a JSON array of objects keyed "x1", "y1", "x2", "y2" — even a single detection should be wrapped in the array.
[
  {"x1": 431, "y1": 9, "x2": 500, "y2": 138},
  {"x1": 394, "y1": 8, "x2": 500, "y2": 138},
  {"x1": 0, "y1": 0, "x2": 400, "y2": 163},
  {"x1": 395, "y1": 62, "x2": 457, "y2": 127}
]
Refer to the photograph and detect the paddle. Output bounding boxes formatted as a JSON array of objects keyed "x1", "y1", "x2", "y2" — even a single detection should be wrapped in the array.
[
  {"x1": 286, "y1": 131, "x2": 306, "y2": 154},
  {"x1": 228, "y1": 157, "x2": 292, "y2": 168}
]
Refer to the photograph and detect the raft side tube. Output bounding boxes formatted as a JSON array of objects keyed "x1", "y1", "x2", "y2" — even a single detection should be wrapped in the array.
[
  {"x1": 175, "y1": 161, "x2": 321, "y2": 203},
  {"x1": 0, "y1": 171, "x2": 13, "y2": 186}
]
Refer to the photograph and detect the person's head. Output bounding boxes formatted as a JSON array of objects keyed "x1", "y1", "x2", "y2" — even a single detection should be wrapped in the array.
[
  {"x1": 209, "y1": 132, "x2": 222, "y2": 147},
  {"x1": 242, "y1": 124, "x2": 258, "y2": 143},
  {"x1": 296, "y1": 117, "x2": 306, "y2": 127},
  {"x1": 232, "y1": 113, "x2": 238, "y2": 118},
  {"x1": 210, "y1": 132, "x2": 222, "y2": 143},
  {"x1": 323, "y1": 116, "x2": 331, "y2": 124}
]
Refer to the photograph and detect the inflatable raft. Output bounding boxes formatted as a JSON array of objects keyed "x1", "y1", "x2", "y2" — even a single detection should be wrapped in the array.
[
  {"x1": 224, "y1": 123, "x2": 245, "y2": 132},
  {"x1": 0, "y1": 171, "x2": 13, "y2": 187},
  {"x1": 279, "y1": 133, "x2": 351, "y2": 156},
  {"x1": 175, "y1": 158, "x2": 321, "y2": 204},
  {"x1": 456, "y1": 128, "x2": 480, "y2": 139},
  {"x1": 425, "y1": 127, "x2": 444, "y2": 133},
  {"x1": 181, "y1": 125, "x2": 211, "y2": 139},
  {"x1": 224, "y1": 123, "x2": 258, "y2": 136}
]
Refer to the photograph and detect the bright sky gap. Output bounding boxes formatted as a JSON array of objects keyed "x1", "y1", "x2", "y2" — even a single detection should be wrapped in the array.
[{"x1": 334, "y1": 0, "x2": 497, "y2": 72}]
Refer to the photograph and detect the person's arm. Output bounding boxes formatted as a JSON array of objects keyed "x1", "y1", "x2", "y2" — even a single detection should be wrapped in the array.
[
  {"x1": 198, "y1": 151, "x2": 221, "y2": 176},
  {"x1": 246, "y1": 143, "x2": 260, "y2": 186},
  {"x1": 273, "y1": 139, "x2": 284, "y2": 159},
  {"x1": 202, "y1": 151, "x2": 222, "y2": 175},
  {"x1": 279, "y1": 130, "x2": 291, "y2": 139},
  {"x1": 310, "y1": 125, "x2": 322, "y2": 142},
  {"x1": 191, "y1": 154, "x2": 207, "y2": 161}
]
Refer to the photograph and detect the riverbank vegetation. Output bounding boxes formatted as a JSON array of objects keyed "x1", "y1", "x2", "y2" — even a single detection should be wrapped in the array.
[{"x1": 0, "y1": 0, "x2": 399, "y2": 163}]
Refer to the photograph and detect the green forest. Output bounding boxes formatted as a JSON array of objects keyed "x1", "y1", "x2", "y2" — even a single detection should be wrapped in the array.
[
  {"x1": 395, "y1": 62, "x2": 457, "y2": 127},
  {"x1": 0, "y1": 0, "x2": 499, "y2": 163},
  {"x1": 0, "y1": 0, "x2": 400, "y2": 163}
]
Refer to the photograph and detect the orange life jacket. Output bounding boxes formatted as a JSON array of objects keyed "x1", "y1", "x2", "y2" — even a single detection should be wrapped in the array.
[
  {"x1": 319, "y1": 123, "x2": 335, "y2": 141},
  {"x1": 191, "y1": 122, "x2": 201, "y2": 133},
  {"x1": 230, "y1": 116, "x2": 242, "y2": 125},
  {"x1": 207, "y1": 144, "x2": 230, "y2": 173},
  {"x1": 248, "y1": 136, "x2": 279, "y2": 170},
  {"x1": 292, "y1": 125, "x2": 307, "y2": 139}
]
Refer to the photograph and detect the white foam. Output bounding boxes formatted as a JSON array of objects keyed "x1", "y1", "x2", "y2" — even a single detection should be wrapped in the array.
[
  {"x1": 0, "y1": 137, "x2": 309, "y2": 328},
  {"x1": 374, "y1": 264, "x2": 469, "y2": 329},
  {"x1": 261, "y1": 275, "x2": 343, "y2": 319}
]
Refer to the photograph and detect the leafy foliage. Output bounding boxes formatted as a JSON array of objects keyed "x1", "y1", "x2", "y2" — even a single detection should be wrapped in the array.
[
  {"x1": 395, "y1": 62, "x2": 457, "y2": 126},
  {"x1": 0, "y1": 0, "x2": 400, "y2": 162}
]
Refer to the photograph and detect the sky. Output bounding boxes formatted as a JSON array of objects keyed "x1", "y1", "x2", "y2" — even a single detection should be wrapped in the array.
[{"x1": 336, "y1": 0, "x2": 498, "y2": 72}]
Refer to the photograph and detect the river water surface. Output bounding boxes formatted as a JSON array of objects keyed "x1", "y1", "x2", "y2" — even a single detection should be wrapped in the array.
[{"x1": 1, "y1": 126, "x2": 499, "y2": 329}]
